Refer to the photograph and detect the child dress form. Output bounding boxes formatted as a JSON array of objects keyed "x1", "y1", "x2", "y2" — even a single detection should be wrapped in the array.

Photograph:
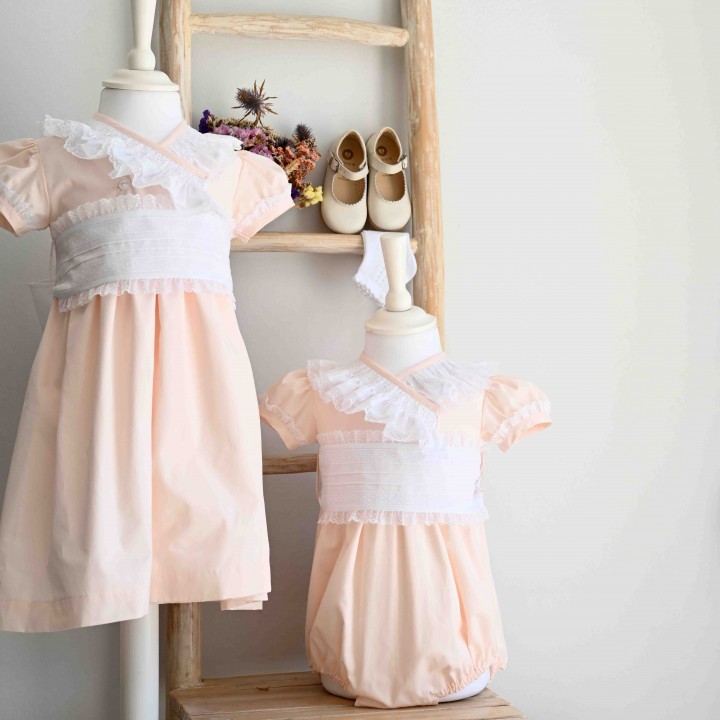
[
  {"x1": 260, "y1": 353, "x2": 551, "y2": 708},
  {"x1": 0, "y1": 114, "x2": 294, "y2": 632}
]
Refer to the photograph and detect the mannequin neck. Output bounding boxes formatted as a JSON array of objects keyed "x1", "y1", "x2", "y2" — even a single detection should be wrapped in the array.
[
  {"x1": 97, "y1": 88, "x2": 184, "y2": 141},
  {"x1": 362, "y1": 327, "x2": 443, "y2": 375}
]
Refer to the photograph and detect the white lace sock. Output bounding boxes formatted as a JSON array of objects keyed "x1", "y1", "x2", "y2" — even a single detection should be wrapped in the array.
[{"x1": 353, "y1": 230, "x2": 416, "y2": 305}]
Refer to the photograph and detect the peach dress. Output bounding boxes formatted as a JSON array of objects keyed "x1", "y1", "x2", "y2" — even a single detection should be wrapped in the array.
[
  {"x1": 260, "y1": 353, "x2": 551, "y2": 708},
  {"x1": 0, "y1": 114, "x2": 294, "y2": 632}
]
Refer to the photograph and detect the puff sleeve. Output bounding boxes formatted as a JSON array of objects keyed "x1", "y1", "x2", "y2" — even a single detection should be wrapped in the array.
[
  {"x1": 481, "y1": 375, "x2": 552, "y2": 452},
  {"x1": 231, "y1": 150, "x2": 294, "y2": 242},
  {"x1": 0, "y1": 139, "x2": 51, "y2": 237},
  {"x1": 259, "y1": 370, "x2": 317, "y2": 450}
]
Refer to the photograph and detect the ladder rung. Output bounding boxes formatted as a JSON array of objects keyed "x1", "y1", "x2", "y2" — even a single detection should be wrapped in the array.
[
  {"x1": 263, "y1": 453, "x2": 317, "y2": 475},
  {"x1": 190, "y1": 13, "x2": 409, "y2": 47},
  {"x1": 232, "y1": 232, "x2": 418, "y2": 254}
]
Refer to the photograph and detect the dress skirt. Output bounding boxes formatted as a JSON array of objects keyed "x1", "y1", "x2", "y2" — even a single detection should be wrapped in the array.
[{"x1": 0, "y1": 291, "x2": 270, "y2": 632}]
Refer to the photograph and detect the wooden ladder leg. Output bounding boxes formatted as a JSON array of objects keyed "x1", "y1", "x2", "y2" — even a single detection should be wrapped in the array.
[
  {"x1": 166, "y1": 602, "x2": 202, "y2": 720},
  {"x1": 160, "y1": 0, "x2": 192, "y2": 123},
  {"x1": 401, "y1": 0, "x2": 445, "y2": 343}
]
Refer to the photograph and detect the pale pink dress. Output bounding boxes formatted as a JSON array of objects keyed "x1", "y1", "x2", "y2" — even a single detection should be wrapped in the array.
[
  {"x1": 260, "y1": 353, "x2": 551, "y2": 708},
  {"x1": 0, "y1": 113, "x2": 294, "y2": 631}
]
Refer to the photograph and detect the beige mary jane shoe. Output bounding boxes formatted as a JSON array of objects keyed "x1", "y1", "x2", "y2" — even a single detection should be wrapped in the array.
[
  {"x1": 321, "y1": 130, "x2": 369, "y2": 234},
  {"x1": 366, "y1": 127, "x2": 411, "y2": 231}
]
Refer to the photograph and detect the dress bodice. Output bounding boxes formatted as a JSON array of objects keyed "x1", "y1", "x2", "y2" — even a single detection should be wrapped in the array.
[{"x1": 0, "y1": 113, "x2": 294, "y2": 310}]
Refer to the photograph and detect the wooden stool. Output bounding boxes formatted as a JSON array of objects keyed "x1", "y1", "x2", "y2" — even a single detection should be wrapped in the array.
[{"x1": 169, "y1": 671, "x2": 527, "y2": 720}]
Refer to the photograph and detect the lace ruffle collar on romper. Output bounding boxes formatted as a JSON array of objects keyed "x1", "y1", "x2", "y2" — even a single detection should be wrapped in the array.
[{"x1": 307, "y1": 353, "x2": 496, "y2": 456}]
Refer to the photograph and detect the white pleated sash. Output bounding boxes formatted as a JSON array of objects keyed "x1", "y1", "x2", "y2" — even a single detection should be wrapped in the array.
[
  {"x1": 318, "y1": 443, "x2": 487, "y2": 525},
  {"x1": 52, "y1": 209, "x2": 233, "y2": 301}
]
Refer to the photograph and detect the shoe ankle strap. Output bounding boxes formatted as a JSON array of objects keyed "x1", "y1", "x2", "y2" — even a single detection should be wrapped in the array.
[
  {"x1": 329, "y1": 153, "x2": 369, "y2": 181},
  {"x1": 369, "y1": 152, "x2": 408, "y2": 175}
]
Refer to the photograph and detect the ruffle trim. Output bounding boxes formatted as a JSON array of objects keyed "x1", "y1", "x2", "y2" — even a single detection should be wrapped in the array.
[
  {"x1": 233, "y1": 191, "x2": 293, "y2": 239},
  {"x1": 317, "y1": 509, "x2": 488, "y2": 526},
  {"x1": 40, "y1": 116, "x2": 233, "y2": 219},
  {"x1": 50, "y1": 193, "x2": 174, "y2": 237},
  {"x1": 433, "y1": 658, "x2": 506, "y2": 699},
  {"x1": 309, "y1": 657, "x2": 506, "y2": 703},
  {"x1": 168, "y1": 129, "x2": 241, "y2": 176},
  {"x1": 403, "y1": 359, "x2": 495, "y2": 411},
  {"x1": 259, "y1": 393, "x2": 308, "y2": 445},
  {"x1": 308, "y1": 358, "x2": 441, "y2": 455},
  {"x1": 307, "y1": 358, "x2": 494, "y2": 457},
  {"x1": 0, "y1": 179, "x2": 38, "y2": 225},
  {"x1": 56, "y1": 277, "x2": 235, "y2": 312},
  {"x1": 491, "y1": 399, "x2": 551, "y2": 445},
  {"x1": 353, "y1": 273, "x2": 386, "y2": 307},
  {"x1": 316, "y1": 429, "x2": 486, "y2": 450}
]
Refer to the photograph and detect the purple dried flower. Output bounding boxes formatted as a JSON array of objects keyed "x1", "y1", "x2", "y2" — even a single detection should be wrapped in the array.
[
  {"x1": 250, "y1": 145, "x2": 273, "y2": 159},
  {"x1": 199, "y1": 109, "x2": 213, "y2": 134}
]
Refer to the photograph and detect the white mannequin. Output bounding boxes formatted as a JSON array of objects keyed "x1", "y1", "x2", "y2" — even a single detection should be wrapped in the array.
[
  {"x1": 97, "y1": 88, "x2": 183, "y2": 141},
  {"x1": 92, "y1": 2, "x2": 236, "y2": 720},
  {"x1": 320, "y1": 233, "x2": 490, "y2": 703},
  {"x1": 98, "y1": 3, "x2": 244, "y2": 717},
  {"x1": 98, "y1": 5, "x2": 245, "y2": 719}
]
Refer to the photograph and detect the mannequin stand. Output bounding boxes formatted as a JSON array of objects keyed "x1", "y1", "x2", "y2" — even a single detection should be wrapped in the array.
[
  {"x1": 120, "y1": 606, "x2": 159, "y2": 720},
  {"x1": 104, "y1": 1, "x2": 178, "y2": 719}
]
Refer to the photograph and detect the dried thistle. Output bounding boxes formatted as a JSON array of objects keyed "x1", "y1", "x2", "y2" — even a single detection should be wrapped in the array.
[
  {"x1": 294, "y1": 123, "x2": 314, "y2": 143},
  {"x1": 233, "y1": 80, "x2": 278, "y2": 127},
  {"x1": 274, "y1": 135, "x2": 293, "y2": 149}
]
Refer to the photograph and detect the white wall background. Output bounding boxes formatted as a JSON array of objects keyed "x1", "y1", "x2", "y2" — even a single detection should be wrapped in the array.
[{"x1": 1, "y1": 1, "x2": 719, "y2": 718}]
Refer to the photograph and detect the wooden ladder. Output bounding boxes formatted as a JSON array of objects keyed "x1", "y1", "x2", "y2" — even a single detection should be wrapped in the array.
[{"x1": 160, "y1": 2, "x2": 525, "y2": 718}]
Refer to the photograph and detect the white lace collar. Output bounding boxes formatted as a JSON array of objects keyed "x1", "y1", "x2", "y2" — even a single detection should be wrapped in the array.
[
  {"x1": 307, "y1": 354, "x2": 495, "y2": 456},
  {"x1": 40, "y1": 114, "x2": 238, "y2": 217}
]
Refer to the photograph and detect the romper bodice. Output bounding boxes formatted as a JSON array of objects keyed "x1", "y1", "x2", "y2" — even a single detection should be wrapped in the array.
[{"x1": 260, "y1": 352, "x2": 552, "y2": 526}]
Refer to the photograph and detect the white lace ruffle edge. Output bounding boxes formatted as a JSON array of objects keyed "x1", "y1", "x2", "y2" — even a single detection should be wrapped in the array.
[
  {"x1": 50, "y1": 193, "x2": 174, "y2": 236},
  {"x1": 40, "y1": 116, "x2": 233, "y2": 220},
  {"x1": 0, "y1": 178, "x2": 38, "y2": 225},
  {"x1": 57, "y1": 277, "x2": 236, "y2": 312},
  {"x1": 353, "y1": 230, "x2": 416, "y2": 306},
  {"x1": 259, "y1": 393, "x2": 308, "y2": 445},
  {"x1": 168, "y1": 129, "x2": 241, "y2": 176},
  {"x1": 307, "y1": 357, "x2": 494, "y2": 456},
  {"x1": 233, "y1": 191, "x2": 293, "y2": 239},
  {"x1": 403, "y1": 359, "x2": 495, "y2": 411},
  {"x1": 491, "y1": 399, "x2": 552, "y2": 445},
  {"x1": 317, "y1": 508, "x2": 488, "y2": 526},
  {"x1": 316, "y1": 429, "x2": 487, "y2": 450},
  {"x1": 308, "y1": 358, "x2": 442, "y2": 455},
  {"x1": 353, "y1": 274, "x2": 386, "y2": 307}
]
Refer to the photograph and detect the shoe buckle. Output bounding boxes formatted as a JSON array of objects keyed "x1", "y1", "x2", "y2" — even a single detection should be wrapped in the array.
[
  {"x1": 329, "y1": 154, "x2": 340, "y2": 172},
  {"x1": 399, "y1": 154, "x2": 408, "y2": 170}
]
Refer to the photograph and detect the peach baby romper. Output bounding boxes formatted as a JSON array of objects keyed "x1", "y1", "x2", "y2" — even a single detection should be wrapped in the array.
[
  {"x1": 0, "y1": 113, "x2": 294, "y2": 632},
  {"x1": 260, "y1": 352, "x2": 552, "y2": 708}
]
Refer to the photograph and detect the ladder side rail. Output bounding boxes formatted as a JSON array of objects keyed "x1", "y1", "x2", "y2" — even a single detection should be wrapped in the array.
[{"x1": 401, "y1": 0, "x2": 445, "y2": 342}]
